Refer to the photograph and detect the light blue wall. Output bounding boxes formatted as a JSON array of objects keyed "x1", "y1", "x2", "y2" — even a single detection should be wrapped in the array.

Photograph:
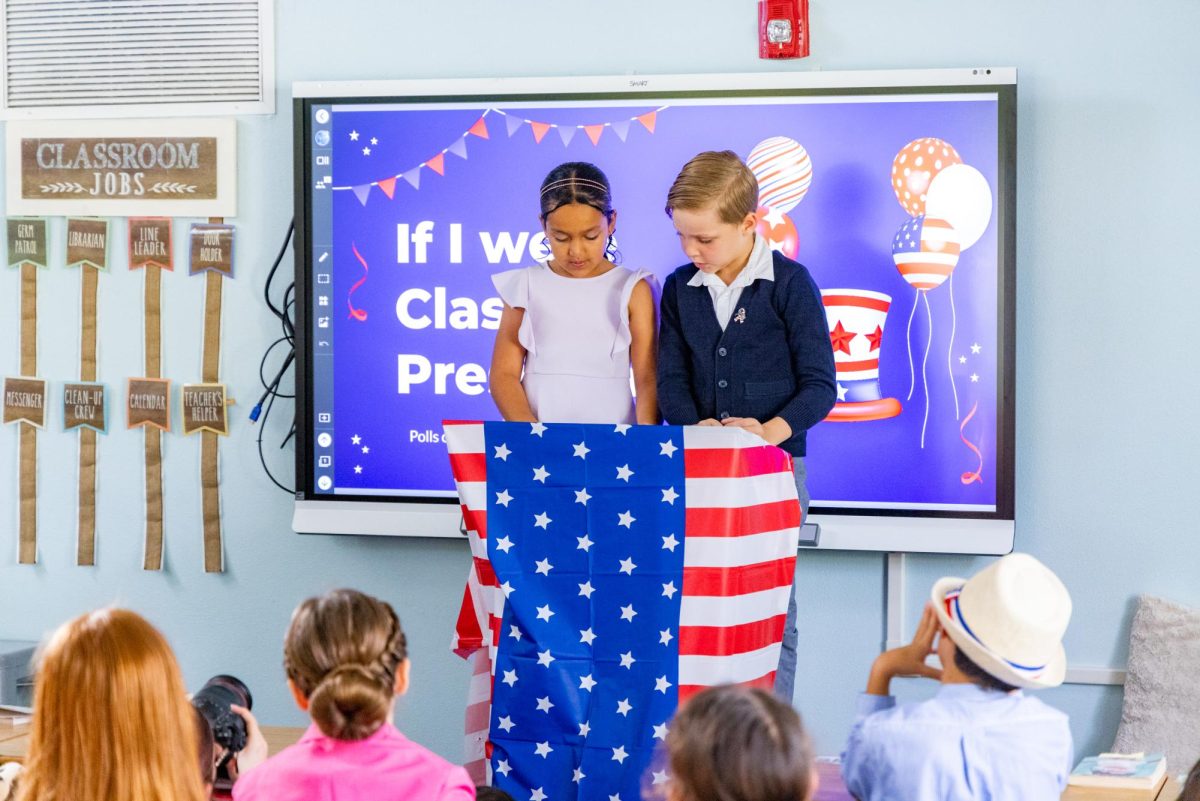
[{"x1": 1, "y1": 0, "x2": 1197, "y2": 763}]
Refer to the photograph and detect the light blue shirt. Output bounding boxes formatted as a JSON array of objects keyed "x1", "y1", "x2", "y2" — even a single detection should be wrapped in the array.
[{"x1": 841, "y1": 683, "x2": 1073, "y2": 801}]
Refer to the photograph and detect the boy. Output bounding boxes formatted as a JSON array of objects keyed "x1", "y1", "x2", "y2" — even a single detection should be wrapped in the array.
[
  {"x1": 658, "y1": 150, "x2": 837, "y2": 700},
  {"x1": 842, "y1": 553, "x2": 1075, "y2": 801}
]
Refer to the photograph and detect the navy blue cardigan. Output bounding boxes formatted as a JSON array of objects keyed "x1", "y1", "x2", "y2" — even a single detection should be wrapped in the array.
[{"x1": 657, "y1": 251, "x2": 836, "y2": 457}]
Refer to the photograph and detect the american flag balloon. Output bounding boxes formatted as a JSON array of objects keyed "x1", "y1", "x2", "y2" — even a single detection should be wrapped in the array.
[
  {"x1": 446, "y1": 421, "x2": 801, "y2": 801},
  {"x1": 892, "y1": 215, "x2": 960, "y2": 292}
]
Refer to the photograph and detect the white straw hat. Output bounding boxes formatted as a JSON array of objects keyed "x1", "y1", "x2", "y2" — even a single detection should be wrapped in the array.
[{"x1": 931, "y1": 553, "x2": 1072, "y2": 689}]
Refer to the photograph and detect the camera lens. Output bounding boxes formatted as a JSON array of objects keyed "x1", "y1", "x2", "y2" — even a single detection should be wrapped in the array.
[{"x1": 192, "y1": 675, "x2": 253, "y2": 754}]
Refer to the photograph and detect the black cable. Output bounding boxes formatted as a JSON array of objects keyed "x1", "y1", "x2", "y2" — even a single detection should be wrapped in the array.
[
  {"x1": 264, "y1": 220, "x2": 295, "y2": 322},
  {"x1": 253, "y1": 219, "x2": 298, "y2": 494}
]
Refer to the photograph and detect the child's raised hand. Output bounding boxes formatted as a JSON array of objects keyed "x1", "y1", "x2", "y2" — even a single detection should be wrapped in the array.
[{"x1": 867, "y1": 602, "x2": 944, "y2": 695}]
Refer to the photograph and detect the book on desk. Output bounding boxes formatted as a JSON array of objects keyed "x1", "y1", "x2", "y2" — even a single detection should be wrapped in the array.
[{"x1": 1068, "y1": 752, "x2": 1167, "y2": 799}]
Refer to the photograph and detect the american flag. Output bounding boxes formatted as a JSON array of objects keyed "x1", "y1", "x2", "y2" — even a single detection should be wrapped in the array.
[
  {"x1": 446, "y1": 421, "x2": 801, "y2": 801},
  {"x1": 891, "y1": 214, "x2": 961, "y2": 291}
]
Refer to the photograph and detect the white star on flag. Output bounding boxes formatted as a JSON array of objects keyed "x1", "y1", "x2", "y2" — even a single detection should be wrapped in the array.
[
  {"x1": 531, "y1": 788, "x2": 547, "y2": 801},
  {"x1": 652, "y1": 770, "x2": 670, "y2": 786},
  {"x1": 659, "y1": 629, "x2": 674, "y2": 645},
  {"x1": 498, "y1": 716, "x2": 515, "y2": 732},
  {"x1": 535, "y1": 742, "x2": 553, "y2": 758},
  {"x1": 619, "y1": 651, "x2": 636, "y2": 669},
  {"x1": 619, "y1": 557, "x2": 637, "y2": 575},
  {"x1": 573, "y1": 768, "x2": 586, "y2": 783},
  {"x1": 662, "y1": 581, "x2": 677, "y2": 599},
  {"x1": 612, "y1": 746, "x2": 629, "y2": 764},
  {"x1": 576, "y1": 534, "x2": 594, "y2": 551},
  {"x1": 659, "y1": 440, "x2": 678, "y2": 457},
  {"x1": 615, "y1": 464, "x2": 634, "y2": 481},
  {"x1": 616, "y1": 698, "x2": 632, "y2": 716},
  {"x1": 661, "y1": 487, "x2": 679, "y2": 505},
  {"x1": 535, "y1": 558, "x2": 554, "y2": 576},
  {"x1": 502, "y1": 669, "x2": 518, "y2": 687},
  {"x1": 575, "y1": 488, "x2": 591, "y2": 505},
  {"x1": 537, "y1": 649, "x2": 555, "y2": 667},
  {"x1": 655, "y1": 675, "x2": 673, "y2": 693},
  {"x1": 579, "y1": 628, "x2": 597, "y2": 645},
  {"x1": 530, "y1": 422, "x2": 548, "y2": 436},
  {"x1": 619, "y1": 604, "x2": 637, "y2": 621},
  {"x1": 579, "y1": 674, "x2": 597, "y2": 690},
  {"x1": 579, "y1": 721, "x2": 591, "y2": 736},
  {"x1": 614, "y1": 424, "x2": 631, "y2": 435},
  {"x1": 495, "y1": 489, "x2": 513, "y2": 506},
  {"x1": 495, "y1": 536, "x2": 514, "y2": 553},
  {"x1": 536, "y1": 696, "x2": 554, "y2": 713},
  {"x1": 500, "y1": 581, "x2": 515, "y2": 599},
  {"x1": 508, "y1": 624, "x2": 522, "y2": 641},
  {"x1": 535, "y1": 604, "x2": 555, "y2": 622},
  {"x1": 496, "y1": 759, "x2": 512, "y2": 776},
  {"x1": 532, "y1": 465, "x2": 550, "y2": 483},
  {"x1": 534, "y1": 512, "x2": 552, "y2": 529},
  {"x1": 652, "y1": 722, "x2": 669, "y2": 741},
  {"x1": 573, "y1": 441, "x2": 590, "y2": 458},
  {"x1": 618, "y1": 511, "x2": 636, "y2": 528},
  {"x1": 494, "y1": 443, "x2": 511, "y2": 461},
  {"x1": 578, "y1": 581, "x2": 595, "y2": 598},
  {"x1": 661, "y1": 534, "x2": 679, "y2": 551}
]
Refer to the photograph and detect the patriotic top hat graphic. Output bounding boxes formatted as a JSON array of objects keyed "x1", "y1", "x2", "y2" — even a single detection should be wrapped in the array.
[{"x1": 822, "y1": 288, "x2": 902, "y2": 422}]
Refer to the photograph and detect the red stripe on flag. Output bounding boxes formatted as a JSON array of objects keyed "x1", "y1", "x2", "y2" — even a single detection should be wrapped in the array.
[
  {"x1": 473, "y1": 556, "x2": 497, "y2": 587},
  {"x1": 685, "y1": 499, "x2": 801, "y2": 537},
  {"x1": 452, "y1": 584, "x2": 484, "y2": 657},
  {"x1": 678, "y1": 614, "x2": 788, "y2": 656},
  {"x1": 823, "y1": 294, "x2": 890, "y2": 312},
  {"x1": 683, "y1": 557, "x2": 796, "y2": 597},
  {"x1": 684, "y1": 447, "x2": 793, "y2": 479},
  {"x1": 449, "y1": 453, "x2": 487, "y2": 482},
  {"x1": 678, "y1": 671, "x2": 776, "y2": 703},
  {"x1": 462, "y1": 507, "x2": 487, "y2": 539}
]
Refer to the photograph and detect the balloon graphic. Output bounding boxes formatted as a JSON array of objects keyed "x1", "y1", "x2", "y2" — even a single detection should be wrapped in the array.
[
  {"x1": 924, "y1": 163, "x2": 993, "y2": 251},
  {"x1": 891, "y1": 138, "x2": 961, "y2": 217},
  {"x1": 755, "y1": 205, "x2": 799, "y2": 259},
  {"x1": 891, "y1": 215, "x2": 960, "y2": 291},
  {"x1": 747, "y1": 136, "x2": 812, "y2": 213}
]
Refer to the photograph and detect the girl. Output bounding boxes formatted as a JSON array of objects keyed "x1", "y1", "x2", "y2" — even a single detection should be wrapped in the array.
[
  {"x1": 17, "y1": 608, "x2": 206, "y2": 801},
  {"x1": 232, "y1": 589, "x2": 472, "y2": 801},
  {"x1": 490, "y1": 162, "x2": 658, "y2": 425},
  {"x1": 661, "y1": 684, "x2": 817, "y2": 801}
]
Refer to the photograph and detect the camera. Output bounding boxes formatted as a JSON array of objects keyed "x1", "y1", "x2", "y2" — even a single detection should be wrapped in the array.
[{"x1": 191, "y1": 674, "x2": 253, "y2": 754}]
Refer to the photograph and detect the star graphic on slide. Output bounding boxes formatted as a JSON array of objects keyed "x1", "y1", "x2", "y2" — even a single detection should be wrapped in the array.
[
  {"x1": 836, "y1": 383, "x2": 848, "y2": 401},
  {"x1": 866, "y1": 325, "x2": 884, "y2": 352},
  {"x1": 351, "y1": 434, "x2": 361, "y2": 444},
  {"x1": 615, "y1": 464, "x2": 634, "y2": 481},
  {"x1": 354, "y1": 465, "x2": 362, "y2": 474},
  {"x1": 661, "y1": 487, "x2": 679, "y2": 505},
  {"x1": 959, "y1": 355, "x2": 968, "y2": 364},
  {"x1": 573, "y1": 441, "x2": 590, "y2": 458},
  {"x1": 349, "y1": 130, "x2": 359, "y2": 141},
  {"x1": 532, "y1": 465, "x2": 550, "y2": 483},
  {"x1": 829, "y1": 320, "x2": 855, "y2": 354},
  {"x1": 971, "y1": 374, "x2": 980, "y2": 383},
  {"x1": 971, "y1": 342, "x2": 982, "y2": 354},
  {"x1": 370, "y1": 136, "x2": 378, "y2": 145},
  {"x1": 618, "y1": 510, "x2": 636, "y2": 528},
  {"x1": 579, "y1": 673, "x2": 597, "y2": 690},
  {"x1": 494, "y1": 443, "x2": 511, "y2": 461},
  {"x1": 362, "y1": 146, "x2": 371, "y2": 155},
  {"x1": 361, "y1": 446, "x2": 370, "y2": 454},
  {"x1": 762, "y1": 205, "x2": 788, "y2": 228},
  {"x1": 495, "y1": 489, "x2": 513, "y2": 507},
  {"x1": 502, "y1": 669, "x2": 518, "y2": 687}
]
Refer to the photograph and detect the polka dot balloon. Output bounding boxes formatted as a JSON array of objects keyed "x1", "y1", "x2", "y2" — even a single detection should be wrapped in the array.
[{"x1": 890, "y1": 138, "x2": 961, "y2": 217}]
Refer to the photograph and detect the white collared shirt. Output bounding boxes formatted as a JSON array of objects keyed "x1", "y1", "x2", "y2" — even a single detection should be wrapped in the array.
[{"x1": 686, "y1": 234, "x2": 775, "y2": 330}]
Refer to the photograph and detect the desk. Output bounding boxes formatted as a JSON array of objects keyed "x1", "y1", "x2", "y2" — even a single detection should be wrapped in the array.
[
  {"x1": 0, "y1": 724, "x2": 305, "y2": 765},
  {"x1": 816, "y1": 761, "x2": 1182, "y2": 801}
]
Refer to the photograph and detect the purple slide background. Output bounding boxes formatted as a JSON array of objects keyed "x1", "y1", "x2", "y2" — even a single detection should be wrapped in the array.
[{"x1": 323, "y1": 96, "x2": 1000, "y2": 509}]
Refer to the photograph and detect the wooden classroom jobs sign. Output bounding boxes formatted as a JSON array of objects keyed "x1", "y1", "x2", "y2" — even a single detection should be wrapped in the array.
[
  {"x1": 126, "y1": 378, "x2": 171, "y2": 432},
  {"x1": 5, "y1": 118, "x2": 236, "y2": 217},
  {"x1": 181, "y1": 383, "x2": 229, "y2": 436},
  {"x1": 3, "y1": 377, "x2": 47, "y2": 427},
  {"x1": 63, "y1": 382, "x2": 108, "y2": 434}
]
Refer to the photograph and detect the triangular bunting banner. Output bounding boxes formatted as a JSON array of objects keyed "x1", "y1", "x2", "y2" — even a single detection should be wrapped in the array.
[
  {"x1": 448, "y1": 137, "x2": 469, "y2": 160},
  {"x1": 378, "y1": 177, "x2": 397, "y2": 199},
  {"x1": 403, "y1": 168, "x2": 421, "y2": 189},
  {"x1": 557, "y1": 126, "x2": 576, "y2": 147},
  {"x1": 637, "y1": 111, "x2": 658, "y2": 133},
  {"x1": 352, "y1": 184, "x2": 372, "y2": 205},
  {"x1": 584, "y1": 125, "x2": 605, "y2": 146},
  {"x1": 426, "y1": 153, "x2": 446, "y2": 175},
  {"x1": 468, "y1": 117, "x2": 490, "y2": 139},
  {"x1": 531, "y1": 122, "x2": 551, "y2": 144},
  {"x1": 612, "y1": 120, "x2": 631, "y2": 142},
  {"x1": 506, "y1": 115, "x2": 525, "y2": 137}
]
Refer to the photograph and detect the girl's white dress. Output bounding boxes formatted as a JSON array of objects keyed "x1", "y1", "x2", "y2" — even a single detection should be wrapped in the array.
[{"x1": 492, "y1": 262, "x2": 657, "y2": 424}]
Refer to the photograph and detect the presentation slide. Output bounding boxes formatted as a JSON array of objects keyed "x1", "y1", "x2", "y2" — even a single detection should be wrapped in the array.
[{"x1": 305, "y1": 89, "x2": 1002, "y2": 514}]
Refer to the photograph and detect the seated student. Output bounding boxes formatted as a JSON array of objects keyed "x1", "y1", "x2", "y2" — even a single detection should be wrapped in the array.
[
  {"x1": 475, "y1": 787, "x2": 515, "y2": 801},
  {"x1": 842, "y1": 553, "x2": 1074, "y2": 801},
  {"x1": 663, "y1": 684, "x2": 817, "y2": 801},
  {"x1": 18, "y1": 608, "x2": 207, "y2": 801},
  {"x1": 232, "y1": 588, "x2": 473, "y2": 801}
]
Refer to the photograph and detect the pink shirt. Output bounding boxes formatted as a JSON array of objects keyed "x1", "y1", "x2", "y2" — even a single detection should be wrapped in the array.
[{"x1": 233, "y1": 723, "x2": 475, "y2": 801}]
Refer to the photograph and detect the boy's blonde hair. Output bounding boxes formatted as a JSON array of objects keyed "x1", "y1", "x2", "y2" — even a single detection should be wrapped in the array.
[{"x1": 665, "y1": 150, "x2": 759, "y2": 224}]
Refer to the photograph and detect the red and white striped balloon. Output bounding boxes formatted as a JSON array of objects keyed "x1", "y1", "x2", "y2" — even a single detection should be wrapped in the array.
[{"x1": 748, "y1": 136, "x2": 812, "y2": 214}]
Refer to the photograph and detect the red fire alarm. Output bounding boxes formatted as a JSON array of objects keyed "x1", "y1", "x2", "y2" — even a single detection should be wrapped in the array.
[{"x1": 759, "y1": 0, "x2": 809, "y2": 59}]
